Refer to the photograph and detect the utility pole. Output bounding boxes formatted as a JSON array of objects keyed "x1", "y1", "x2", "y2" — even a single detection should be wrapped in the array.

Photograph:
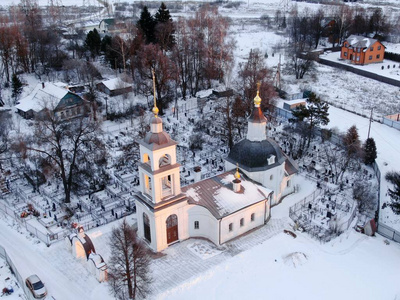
[{"x1": 367, "y1": 108, "x2": 373, "y2": 139}]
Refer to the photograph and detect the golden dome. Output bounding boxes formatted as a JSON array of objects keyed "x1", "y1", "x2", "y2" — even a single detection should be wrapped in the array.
[
  {"x1": 234, "y1": 163, "x2": 241, "y2": 180},
  {"x1": 152, "y1": 105, "x2": 159, "y2": 116},
  {"x1": 254, "y1": 90, "x2": 262, "y2": 107}
]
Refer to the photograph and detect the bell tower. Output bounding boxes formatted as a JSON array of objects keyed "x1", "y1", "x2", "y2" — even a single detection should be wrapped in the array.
[
  {"x1": 137, "y1": 77, "x2": 181, "y2": 204},
  {"x1": 135, "y1": 69, "x2": 187, "y2": 252}
]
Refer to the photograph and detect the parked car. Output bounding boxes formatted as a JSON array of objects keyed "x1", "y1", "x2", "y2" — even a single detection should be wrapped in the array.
[{"x1": 25, "y1": 275, "x2": 47, "y2": 299}]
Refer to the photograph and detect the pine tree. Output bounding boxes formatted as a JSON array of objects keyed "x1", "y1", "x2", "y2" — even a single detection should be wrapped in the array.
[
  {"x1": 290, "y1": 92, "x2": 329, "y2": 152},
  {"x1": 154, "y1": 2, "x2": 171, "y2": 23},
  {"x1": 343, "y1": 125, "x2": 361, "y2": 158},
  {"x1": 11, "y1": 73, "x2": 23, "y2": 102},
  {"x1": 363, "y1": 137, "x2": 377, "y2": 165},
  {"x1": 154, "y1": 2, "x2": 175, "y2": 50},
  {"x1": 385, "y1": 172, "x2": 400, "y2": 215},
  {"x1": 85, "y1": 28, "x2": 101, "y2": 59},
  {"x1": 137, "y1": 6, "x2": 156, "y2": 44}
]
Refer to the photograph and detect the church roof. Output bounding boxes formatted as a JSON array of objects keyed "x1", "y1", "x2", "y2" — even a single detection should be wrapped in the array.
[
  {"x1": 226, "y1": 138, "x2": 286, "y2": 172},
  {"x1": 248, "y1": 106, "x2": 267, "y2": 123},
  {"x1": 183, "y1": 170, "x2": 272, "y2": 219},
  {"x1": 140, "y1": 132, "x2": 177, "y2": 150}
]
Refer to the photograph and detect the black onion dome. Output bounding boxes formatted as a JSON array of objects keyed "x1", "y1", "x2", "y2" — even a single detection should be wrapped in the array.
[{"x1": 226, "y1": 138, "x2": 286, "y2": 172}]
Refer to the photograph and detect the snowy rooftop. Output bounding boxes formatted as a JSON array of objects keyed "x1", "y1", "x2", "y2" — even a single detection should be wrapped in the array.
[
  {"x1": 101, "y1": 78, "x2": 131, "y2": 91},
  {"x1": 15, "y1": 82, "x2": 69, "y2": 113},
  {"x1": 183, "y1": 171, "x2": 272, "y2": 219},
  {"x1": 346, "y1": 35, "x2": 379, "y2": 52}
]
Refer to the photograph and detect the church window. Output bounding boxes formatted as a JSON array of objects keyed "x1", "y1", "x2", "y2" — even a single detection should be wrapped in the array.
[
  {"x1": 194, "y1": 221, "x2": 199, "y2": 229},
  {"x1": 229, "y1": 223, "x2": 233, "y2": 232},
  {"x1": 144, "y1": 175, "x2": 152, "y2": 196},
  {"x1": 378, "y1": 45, "x2": 381, "y2": 50},
  {"x1": 270, "y1": 175, "x2": 273, "y2": 181},
  {"x1": 159, "y1": 154, "x2": 171, "y2": 167},
  {"x1": 268, "y1": 155, "x2": 275, "y2": 165},
  {"x1": 251, "y1": 213, "x2": 255, "y2": 222},
  {"x1": 240, "y1": 218, "x2": 244, "y2": 227},
  {"x1": 287, "y1": 180, "x2": 291, "y2": 187},
  {"x1": 143, "y1": 213, "x2": 151, "y2": 242},
  {"x1": 161, "y1": 174, "x2": 172, "y2": 198}
]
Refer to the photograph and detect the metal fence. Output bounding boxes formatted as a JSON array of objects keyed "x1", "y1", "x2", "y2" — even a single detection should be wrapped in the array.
[
  {"x1": 289, "y1": 187, "x2": 357, "y2": 242},
  {"x1": 318, "y1": 57, "x2": 400, "y2": 88},
  {"x1": 0, "y1": 245, "x2": 29, "y2": 298},
  {"x1": 377, "y1": 223, "x2": 400, "y2": 243},
  {"x1": 382, "y1": 116, "x2": 400, "y2": 131},
  {"x1": 0, "y1": 200, "x2": 70, "y2": 246},
  {"x1": 277, "y1": 104, "x2": 400, "y2": 243}
]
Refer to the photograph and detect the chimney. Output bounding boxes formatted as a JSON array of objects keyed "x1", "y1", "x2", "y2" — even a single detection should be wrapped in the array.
[
  {"x1": 193, "y1": 166, "x2": 202, "y2": 183},
  {"x1": 232, "y1": 164, "x2": 241, "y2": 193},
  {"x1": 42, "y1": 82, "x2": 45, "y2": 89}
]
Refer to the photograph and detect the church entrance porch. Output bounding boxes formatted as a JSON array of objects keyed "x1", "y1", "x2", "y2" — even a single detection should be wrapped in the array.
[{"x1": 166, "y1": 214, "x2": 178, "y2": 244}]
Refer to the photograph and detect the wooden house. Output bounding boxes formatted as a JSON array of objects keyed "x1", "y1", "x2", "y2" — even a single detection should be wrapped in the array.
[
  {"x1": 340, "y1": 35, "x2": 385, "y2": 65},
  {"x1": 15, "y1": 82, "x2": 89, "y2": 120}
]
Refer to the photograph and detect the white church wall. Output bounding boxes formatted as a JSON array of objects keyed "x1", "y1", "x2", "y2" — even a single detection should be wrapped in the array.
[
  {"x1": 135, "y1": 201, "x2": 157, "y2": 251},
  {"x1": 220, "y1": 201, "x2": 266, "y2": 244},
  {"x1": 187, "y1": 205, "x2": 219, "y2": 245},
  {"x1": 152, "y1": 201, "x2": 189, "y2": 252},
  {"x1": 71, "y1": 237, "x2": 86, "y2": 259},
  {"x1": 246, "y1": 122, "x2": 267, "y2": 141}
]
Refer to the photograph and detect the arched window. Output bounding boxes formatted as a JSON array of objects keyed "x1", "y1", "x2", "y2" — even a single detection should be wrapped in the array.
[
  {"x1": 143, "y1": 213, "x2": 151, "y2": 242},
  {"x1": 143, "y1": 153, "x2": 151, "y2": 164},
  {"x1": 159, "y1": 154, "x2": 171, "y2": 167}
]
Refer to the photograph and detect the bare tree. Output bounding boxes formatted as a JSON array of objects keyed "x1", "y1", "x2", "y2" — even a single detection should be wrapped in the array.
[
  {"x1": 0, "y1": 111, "x2": 11, "y2": 169},
  {"x1": 353, "y1": 178, "x2": 377, "y2": 215},
  {"x1": 108, "y1": 219, "x2": 152, "y2": 300},
  {"x1": 22, "y1": 106, "x2": 107, "y2": 203},
  {"x1": 236, "y1": 48, "x2": 276, "y2": 116}
]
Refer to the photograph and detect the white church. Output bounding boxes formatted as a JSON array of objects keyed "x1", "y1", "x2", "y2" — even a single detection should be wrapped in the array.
[{"x1": 134, "y1": 89, "x2": 298, "y2": 252}]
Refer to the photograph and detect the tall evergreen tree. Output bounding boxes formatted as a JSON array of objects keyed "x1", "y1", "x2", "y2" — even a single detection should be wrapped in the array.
[
  {"x1": 137, "y1": 6, "x2": 156, "y2": 44},
  {"x1": 11, "y1": 73, "x2": 23, "y2": 103},
  {"x1": 85, "y1": 28, "x2": 101, "y2": 59},
  {"x1": 154, "y1": 2, "x2": 171, "y2": 23},
  {"x1": 290, "y1": 92, "x2": 329, "y2": 151},
  {"x1": 385, "y1": 171, "x2": 400, "y2": 215},
  {"x1": 363, "y1": 137, "x2": 377, "y2": 165},
  {"x1": 154, "y1": 2, "x2": 175, "y2": 51}
]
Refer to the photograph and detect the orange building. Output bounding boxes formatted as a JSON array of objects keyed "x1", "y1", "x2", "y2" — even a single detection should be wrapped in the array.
[{"x1": 340, "y1": 35, "x2": 385, "y2": 65}]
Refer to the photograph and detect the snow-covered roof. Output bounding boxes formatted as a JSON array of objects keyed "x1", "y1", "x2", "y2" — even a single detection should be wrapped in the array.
[
  {"x1": 15, "y1": 82, "x2": 69, "y2": 113},
  {"x1": 345, "y1": 35, "x2": 381, "y2": 52},
  {"x1": 183, "y1": 170, "x2": 272, "y2": 219},
  {"x1": 101, "y1": 78, "x2": 131, "y2": 91}
]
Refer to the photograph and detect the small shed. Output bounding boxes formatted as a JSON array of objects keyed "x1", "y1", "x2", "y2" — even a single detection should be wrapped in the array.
[
  {"x1": 96, "y1": 78, "x2": 132, "y2": 97},
  {"x1": 283, "y1": 99, "x2": 307, "y2": 111},
  {"x1": 212, "y1": 89, "x2": 234, "y2": 98}
]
